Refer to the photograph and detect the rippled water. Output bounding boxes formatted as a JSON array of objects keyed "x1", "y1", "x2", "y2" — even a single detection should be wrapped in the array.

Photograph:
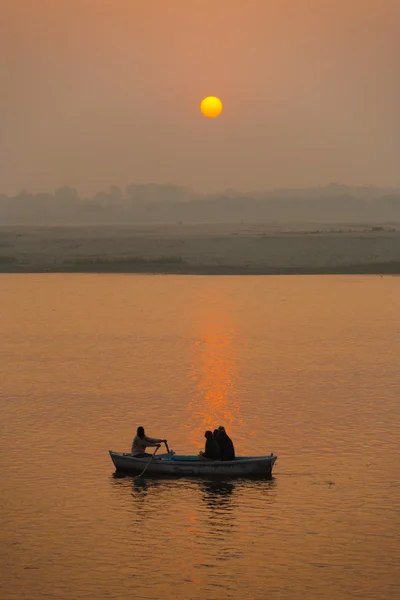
[{"x1": 0, "y1": 274, "x2": 399, "y2": 600}]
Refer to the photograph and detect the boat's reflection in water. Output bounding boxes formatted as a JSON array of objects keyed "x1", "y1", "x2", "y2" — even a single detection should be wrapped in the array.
[
  {"x1": 196, "y1": 480, "x2": 237, "y2": 535},
  {"x1": 111, "y1": 472, "x2": 277, "y2": 519},
  {"x1": 110, "y1": 472, "x2": 277, "y2": 582}
]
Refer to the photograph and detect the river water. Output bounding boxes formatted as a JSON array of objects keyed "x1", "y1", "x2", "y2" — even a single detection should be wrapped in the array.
[{"x1": 0, "y1": 274, "x2": 399, "y2": 600}]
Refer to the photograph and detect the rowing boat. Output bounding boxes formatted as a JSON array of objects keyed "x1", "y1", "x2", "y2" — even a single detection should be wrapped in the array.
[{"x1": 109, "y1": 450, "x2": 277, "y2": 478}]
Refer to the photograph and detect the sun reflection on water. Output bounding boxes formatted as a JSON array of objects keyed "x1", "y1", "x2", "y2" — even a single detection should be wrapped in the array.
[{"x1": 187, "y1": 284, "x2": 244, "y2": 451}]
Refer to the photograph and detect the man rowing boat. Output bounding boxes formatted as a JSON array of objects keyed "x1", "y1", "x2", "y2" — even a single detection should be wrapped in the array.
[{"x1": 131, "y1": 426, "x2": 167, "y2": 457}]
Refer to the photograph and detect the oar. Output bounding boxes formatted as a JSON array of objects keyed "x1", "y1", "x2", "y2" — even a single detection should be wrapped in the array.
[
  {"x1": 135, "y1": 444, "x2": 160, "y2": 479},
  {"x1": 164, "y1": 440, "x2": 170, "y2": 454}
]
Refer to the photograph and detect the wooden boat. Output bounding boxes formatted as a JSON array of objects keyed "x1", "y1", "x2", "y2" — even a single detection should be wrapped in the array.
[{"x1": 109, "y1": 450, "x2": 277, "y2": 478}]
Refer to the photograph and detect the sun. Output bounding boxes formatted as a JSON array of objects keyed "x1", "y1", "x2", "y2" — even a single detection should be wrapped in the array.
[{"x1": 200, "y1": 96, "x2": 223, "y2": 118}]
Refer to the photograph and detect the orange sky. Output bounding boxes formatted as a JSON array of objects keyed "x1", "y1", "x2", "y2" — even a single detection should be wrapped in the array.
[{"x1": 1, "y1": 0, "x2": 399, "y2": 194}]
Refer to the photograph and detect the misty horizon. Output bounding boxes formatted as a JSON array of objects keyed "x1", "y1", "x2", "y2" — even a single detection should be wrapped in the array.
[
  {"x1": 2, "y1": 181, "x2": 400, "y2": 200},
  {"x1": 2, "y1": 182, "x2": 400, "y2": 225}
]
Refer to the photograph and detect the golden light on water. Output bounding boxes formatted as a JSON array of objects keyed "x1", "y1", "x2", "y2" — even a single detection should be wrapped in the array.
[
  {"x1": 200, "y1": 96, "x2": 223, "y2": 118},
  {"x1": 188, "y1": 284, "x2": 243, "y2": 451}
]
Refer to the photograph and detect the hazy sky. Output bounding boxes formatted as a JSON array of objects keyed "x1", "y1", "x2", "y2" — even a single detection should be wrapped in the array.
[{"x1": 1, "y1": 0, "x2": 399, "y2": 195}]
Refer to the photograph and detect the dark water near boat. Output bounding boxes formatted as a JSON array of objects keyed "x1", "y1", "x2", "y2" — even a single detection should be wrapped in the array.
[{"x1": 1, "y1": 274, "x2": 399, "y2": 600}]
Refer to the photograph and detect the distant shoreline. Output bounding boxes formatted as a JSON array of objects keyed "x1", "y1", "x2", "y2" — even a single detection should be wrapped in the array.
[
  {"x1": 1, "y1": 262, "x2": 399, "y2": 275},
  {"x1": 1, "y1": 224, "x2": 400, "y2": 276}
]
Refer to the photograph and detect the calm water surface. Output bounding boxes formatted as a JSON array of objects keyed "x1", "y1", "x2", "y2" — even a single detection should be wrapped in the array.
[{"x1": 0, "y1": 275, "x2": 399, "y2": 600}]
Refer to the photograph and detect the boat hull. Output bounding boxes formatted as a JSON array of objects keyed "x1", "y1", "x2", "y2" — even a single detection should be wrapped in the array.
[{"x1": 109, "y1": 451, "x2": 277, "y2": 478}]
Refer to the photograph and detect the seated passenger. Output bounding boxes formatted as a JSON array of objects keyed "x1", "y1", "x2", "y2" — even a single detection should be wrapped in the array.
[
  {"x1": 131, "y1": 426, "x2": 166, "y2": 457},
  {"x1": 199, "y1": 430, "x2": 221, "y2": 461},
  {"x1": 217, "y1": 426, "x2": 235, "y2": 461}
]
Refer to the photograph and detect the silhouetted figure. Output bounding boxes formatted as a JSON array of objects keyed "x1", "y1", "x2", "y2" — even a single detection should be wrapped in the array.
[
  {"x1": 213, "y1": 429, "x2": 219, "y2": 439},
  {"x1": 131, "y1": 426, "x2": 166, "y2": 457},
  {"x1": 217, "y1": 426, "x2": 235, "y2": 461},
  {"x1": 199, "y1": 430, "x2": 220, "y2": 461}
]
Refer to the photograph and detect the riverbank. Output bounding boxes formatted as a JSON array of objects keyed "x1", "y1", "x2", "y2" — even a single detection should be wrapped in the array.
[
  {"x1": 1, "y1": 223, "x2": 399, "y2": 274},
  {"x1": 2, "y1": 262, "x2": 400, "y2": 275}
]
